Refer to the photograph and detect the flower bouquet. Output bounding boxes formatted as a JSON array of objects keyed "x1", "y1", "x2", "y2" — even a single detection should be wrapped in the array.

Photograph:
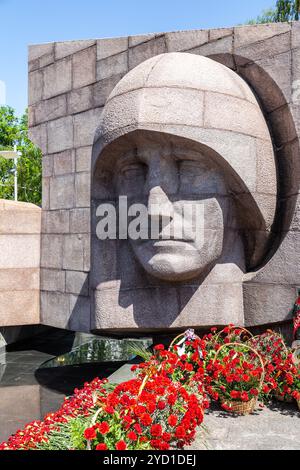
[{"x1": 207, "y1": 342, "x2": 264, "y2": 415}]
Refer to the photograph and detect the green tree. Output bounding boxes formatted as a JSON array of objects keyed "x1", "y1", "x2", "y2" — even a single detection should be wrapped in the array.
[
  {"x1": 0, "y1": 106, "x2": 42, "y2": 205},
  {"x1": 247, "y1": 0, "x2": 299, "y2": 24}
]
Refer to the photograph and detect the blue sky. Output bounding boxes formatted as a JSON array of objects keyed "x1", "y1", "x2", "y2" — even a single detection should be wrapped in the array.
[{"x1": 0, "y1": 0, "x2": 274, "y2": 116}]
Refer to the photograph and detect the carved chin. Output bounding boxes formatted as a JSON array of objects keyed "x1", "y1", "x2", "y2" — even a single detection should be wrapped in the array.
[{"x1": 139, "y1": 252, "x2": 213, "y2": 282}]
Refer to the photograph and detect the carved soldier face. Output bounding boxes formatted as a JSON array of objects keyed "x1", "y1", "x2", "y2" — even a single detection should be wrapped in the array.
[{"x1": 115, "y1": 140, "x2": 228, "y2": 282}]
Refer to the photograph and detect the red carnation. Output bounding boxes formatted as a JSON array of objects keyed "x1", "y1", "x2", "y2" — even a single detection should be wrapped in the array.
[
  {"x1": 96, "y1": 443, "x2": 108, "y2": 450},
  {"x1": 140, "y1": 413, "x2": 152, "y2": 426},
  {"x1": 154, "y1": 344, "x2": 164, "y2": 351},
  {"x1": 157, "y1": 400, "x2": 166, "y2": 410},
  {"x1": 240, "y1": 391, "x2": 249, "y2": 402},
  {"x1": 127, "y1": 431, "x2": 138, "y2": 441},
  {"x1": 134, "y1": 423, "x2": 142, "y2": 434},
  {"x1": 97, "y1": 421, "x2": 110, "y2": 435},
  {"x1": 167, "y1": 414, "x2": 178, "y2": 427},
  {"x1": 230, "y1": 390, "x2": 240, "y2": 400},
  {"x1": 84, "y1": 427, "x2": 96, "y2": 440},
  {"x1": 115, "y1": 440, "x2": 127, "y2": 450},
  {"x1": 150, "y1": 424, "x2": 162, "y2": 437},
  {"x1": 175, "y1": 426, "x2": 186, "y2": 439}
]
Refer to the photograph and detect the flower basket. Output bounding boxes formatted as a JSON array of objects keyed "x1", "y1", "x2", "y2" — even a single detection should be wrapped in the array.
[
  {"x1": 274, "y1": 393, "x2": 294, "y2": 404},
  {"x1": 221, "y1": 396, "x2": 257, "y2": 415},
  {"x1": 213, "y1": 342, "x2": 265, "y2": 416},
  {"x1": 211, "y1": 326, "x2": 253, "y2": 346},
  {"x1": 247, "y1": 331, "x2": 288, "y2": 364}
]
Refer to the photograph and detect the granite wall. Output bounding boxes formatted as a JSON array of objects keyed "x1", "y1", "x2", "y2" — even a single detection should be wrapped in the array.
[{"x1": 28, "y1": 22, "x2": 300, "y2": 332}]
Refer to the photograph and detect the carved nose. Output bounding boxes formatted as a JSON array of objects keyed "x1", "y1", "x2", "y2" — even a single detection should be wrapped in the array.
[{"x1": 147, "y1": 186, "x2": 173, "y2": 220}]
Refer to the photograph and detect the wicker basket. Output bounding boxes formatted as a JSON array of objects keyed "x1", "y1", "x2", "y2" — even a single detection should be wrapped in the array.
[
  {"x1": 221, "y1": 396, "x2": 257, "y2": 415},
  {"x1": 274, "y1": 393, "x2": 294, "y2": 403},
  {"x1": 247, "y1": 331, "x2": 288, "y2": 363},
  {"x1": 212, "y1": 326, "x2": 253, "y2": 345},
  {"x1": 213, "y1": 342, "x2": 265, "y2": 416}
]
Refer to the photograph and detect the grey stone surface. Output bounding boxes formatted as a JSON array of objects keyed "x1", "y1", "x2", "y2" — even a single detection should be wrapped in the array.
[
  {"x1": 43, "y1": 58, "x2": 72, "y2": 99},
  {"x1": 66, "y1": 270, "x2": 89, "y2": 296},
  {"x1": 189, "y1": 402, "x2": 300, "y2": 450},
  {"x1": 73, "y1": 46, "x2": 96, "y2": 89},
  {"x1": 0, "y1": 200, "x2": 41, "y2": 327},
  {"x1": 49, "y1": 174, "x2": 75, "y2": 210},
  {"x1": 47, "y1": 116, "x2": 73, "y2": 154},
  {"x1": 27, "y1": 23, "x2": 300, "y2": 334}
]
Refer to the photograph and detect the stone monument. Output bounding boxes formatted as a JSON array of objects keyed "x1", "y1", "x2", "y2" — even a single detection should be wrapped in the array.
[{"x1": 23, "y1": 22, "x2": 300, "y2": 334}]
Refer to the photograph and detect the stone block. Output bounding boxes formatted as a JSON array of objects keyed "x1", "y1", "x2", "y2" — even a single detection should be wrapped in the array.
[
  {"x1": 39, "y1": 52, "x2": 55, "y2": 69},
  {"x1": 250, "y1": 230, "x2": 300, "y2": 284},
  {"x1": 73, "y1": 108, "x2": 103, "y2": 147},
  {"x1": 41, "y1": 234, "x2": 63, "y2": 269},
  {"x1": 67, "y1": 85, "x2": 93, "y2": 114},
  {"x1": 0, "y1": 268, "x2": 39, "y2": 291},
  {"x1": 75, "y1": 146, "x2": 92, "y2": 172},
  {"x1": 93, "y1": 74, "x2": 124, "y2": 107},
  {"x1": 73, "y1": 46, "x2": 96, "y2": 89},
  {"x1": 129, "y1": 33, "x2": 156, "y2": 48},
  {"x1": 69, "y1": 295, "x2": 90, "y2": 331},
  {"x1": 70, "y1": 208, "x2": 90, "y2": 233},
  {"x1": 28, "y1": 123, "x2": 48, "y2": 153},
  {"x1": 28, "y1": 70, "x2": 44, "y2": 105},
  {"x1": 97, "y1": 37, "x2": 128, "y2": 60},
  {"x1": 42, "y1": 155, "x2": 53, "y2": 178},
  {"x1": 42, "y1": 210, "x2": 70, "y2": 234},
  {"x1": 204, "y1": 92, "x2": 270, "y2": 140},
  {"x1": 256, "y1": 140, "x2": 277, "y2": 195},
  {"x1": 53, "y1": 149, "x2": 75, "y2": 176},
  {"x1": 243, "y1": 282, "x2": 297, "y2": 326},
  {"x1": 292, "y1": 21, "x2": 300, "y2": 50},
  {"x1": 41, "y1": 291, "x2": 70, "y2": 329},
  {"x1": 42, "y1": 178, "x2": 50, "y2": 210},
  {"x1": 55, "y1": 39, "x2": 96, "y2": 60},
  {"x1": 190, "y1": 35, "x2": 233, "y2": 58},
  {"x1": 49, "y1": 174, "x2": 75, "y2": 210},
  {"x1": 75, "y1": 172, "x2": 90, "y2": 208},
  {"x1": 276, "y1": 140, "x2": 300, "y2": 198},
  {"x1": 97, "y1": 51, "x2": 128, "y2": 81},
  {"x1": 0, "y1": 201, "x2": 41, "y2": 235},
  {"x1": 209, "y1": 27, "x2": 233, "y2": 41},
  {"x1": 0, "y1": 235, "x2": 40, "y2": 269},
  {"x1": 0, "y1": 290, "x2": 40, "y2": 326},
  {"x1": 29, "y1": 43, "x2": 54, "y2": 62},
  {"x1": 234, "y1": 23, "x2": 291, "y2": 48},
  {"x1": 41, "y1": 268, "x2": 65, "y2": 292},
  {"x1": 34, "y1": 94, "x2": 67, "y2": 125},
  {"x1": 234, "y1": 24, "x2": 291, "y2": 63},
  {"x1": 43, "y1": 58, "x2": 72, "y2": 99},
  {"x1": 47, "y1": 116, "x2": 73, "y2": 154},
  {"x1": 129, "y1": 36, "x2": 166, "y2": 70},
  {"x1": 66, "y1": 271, "x2": 89, "y2": 296},
  {"x1": 63, "y1": 234, "x2": 88, "y2": 271},
  {"x1": 166, "y1": 30, "x2": 208, "y2": 52}
]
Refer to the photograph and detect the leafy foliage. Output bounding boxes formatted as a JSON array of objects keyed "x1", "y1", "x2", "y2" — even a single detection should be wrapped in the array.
[
  {"x1": 0, "y1": 106, "x2": 42, "y2": 205},
  {"x1": 246, "y1": 0, "x2": 299, "y2": 24}
]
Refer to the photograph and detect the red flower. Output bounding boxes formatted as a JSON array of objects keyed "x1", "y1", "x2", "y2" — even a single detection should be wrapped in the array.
[
  {"x1": 167, "y1": 415, "x2": 178, "y2": 427},
  {"x1": 134, "y1": 423, "x2": 142, "y2": 434},
  {"x1": 175, "y1": 426, "x2": 186, "y2": 439},
  {"x1": 97, "y1": 421, "x2": 110, "y2": 435},
  {"x1": 84, "y1": 427, "x2": 96, "y2": 440},
  {"x1": 127, "y1": 431, "x2": 138, "y2": 441},
  {"x1": 240, "y1": 391, "x2": 249, "y2": 402},
  {"x1": 115, "y1": 440, "x2": 127, "y2": 450},
  {"x1": 162, "y1": 432, "x2": 171, "y2": 442},
  {"x1": 150, "y1": 424, "x2": 162, "y2": 437},
  {"x1": 250, "y1": 388, "x2": 258, "y2": 396},
  {"x1": 230, "y1": 390, "x2": 240, "y2": 400},
  {"x1": 157, "y1": 400, "x2": 166, "y2": 410},
  {"x1": 96, "y1": 443, "x2": 108, "y2": 450},
  {"x1": 140, "y1": 413, "x2": 152, "y2": 426},
  {"x1": 154, "y1": 344, "x2": 164, "y2": 351}
]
